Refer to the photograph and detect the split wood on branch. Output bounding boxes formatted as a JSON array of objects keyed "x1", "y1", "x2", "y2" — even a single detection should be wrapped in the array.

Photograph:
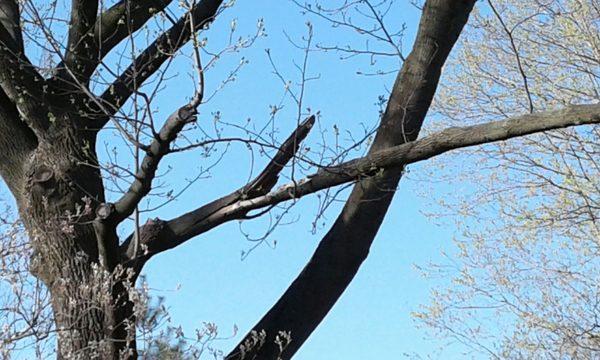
[
  {"x1": 120, "y1": 115, "x2": 316, "y2": 268},
  {"x1": 123, "y1": 104, "x2": 600, "y2": 271}
]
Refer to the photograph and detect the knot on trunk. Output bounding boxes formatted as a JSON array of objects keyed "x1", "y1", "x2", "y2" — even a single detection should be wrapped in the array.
[
  {"x1": 178, "y1": 105, "x2": 197, "y2": 122},
  {"x1": 32, "y1": 165, "x2": 54, "y2": 184},
  {"x1": 27, "y1": 164, "x2": 57, "y2": 197}
]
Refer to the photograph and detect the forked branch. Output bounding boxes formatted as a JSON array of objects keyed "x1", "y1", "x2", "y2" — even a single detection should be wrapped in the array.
[
  {"x1": 55, "y1": 0, "x2": 174, "y2": 83},
  {"x1": 94, "y1": 64, "x2": 205, "y2": 269},
  {"x1": 96, "y1": 0, "x2": 223, "y2": 126},
  {"x1": 120, "y1": 115, "x2": 316, "y2": 267},
  {"x1": 111, "y1": 104, "x2": 199, "y2": 224}
]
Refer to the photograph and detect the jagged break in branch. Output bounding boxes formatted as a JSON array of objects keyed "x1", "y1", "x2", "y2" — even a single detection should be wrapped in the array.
[{"x1": 120, "y1": 115, "x2": 316, "y2": 268}]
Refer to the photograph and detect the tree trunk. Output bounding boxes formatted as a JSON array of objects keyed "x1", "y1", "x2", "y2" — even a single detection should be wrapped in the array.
[{"x1": 9, "y1": 116, "x2": 136, "y2": 359}]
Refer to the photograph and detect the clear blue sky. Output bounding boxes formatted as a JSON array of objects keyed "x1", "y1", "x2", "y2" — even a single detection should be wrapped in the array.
[{"x1": 1, "y1": 1, "x2": 486, "y2": 358}]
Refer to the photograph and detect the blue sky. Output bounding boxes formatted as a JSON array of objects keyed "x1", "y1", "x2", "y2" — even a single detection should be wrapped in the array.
[
  {"x1": 127, "y1": 1, "x2": 481, "y2": 358},
  {"x1": 1, "y1": 1, "x2": 488, "y2": 358}
]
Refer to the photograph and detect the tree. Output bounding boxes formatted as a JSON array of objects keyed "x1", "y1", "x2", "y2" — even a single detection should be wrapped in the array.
[
  {"x1": 0, "y1": 0, "x2": 598, "y2": 359},
  {"x1": 413, "y1": 0, "x2": 600, "y2": 358}
]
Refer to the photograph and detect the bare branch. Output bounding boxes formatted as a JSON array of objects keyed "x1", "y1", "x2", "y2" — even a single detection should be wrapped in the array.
[
  {"x1": 488, "y1": 0, "x2": 534, "y2": 113},
  {"x1": 223, "y1": 104, "x2": 600, "y2": 216},
  {"x1": 107, "y1": 103, "x2": 199, "y2": 226},
  {"x1": 107, "y1": 46, "x2": 206, "y2": 229},
  {"x1": 96, "y1": 0, "x2": 223, "y2": 126},
  {"x1": 93, "y1": 84, "x2": 204, "y2": 270},
  {"x1": 94, "y1": 0, "x2": 172, "y2": 61}
]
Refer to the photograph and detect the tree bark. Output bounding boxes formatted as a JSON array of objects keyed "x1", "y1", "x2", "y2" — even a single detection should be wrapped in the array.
[{"x1": 9, "y1": 116, "x2": 136, "y2": 359}]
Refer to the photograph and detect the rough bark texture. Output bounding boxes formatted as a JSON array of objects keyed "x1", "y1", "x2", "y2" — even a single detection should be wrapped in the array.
[{"x1": 17, "y1": 120, "x2": 134, "y2": 359}]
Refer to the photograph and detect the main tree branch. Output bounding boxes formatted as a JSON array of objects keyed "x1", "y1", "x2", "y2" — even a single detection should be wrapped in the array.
[
  {"x1": 0, "y1": 22, "x2": 49, "y2": 137},
  {"x1": 54, "y1": 0, "x2": 174, "y2": 84},
  {"x1": 61, "y1": 0, "x2": 98, "y2": 83},
  {"x1": 110, "y1": 43, "x2": 207, "y2": 227},
  {"x1": 0, "y1": 0, "x2": 23, "y2": 53},
  {"x1": 112, "y1": 103, "x2": 199, "y2": 224},
  {"x1": 124, "y1": 104, "x2": 600, "y2": 273},
  {"x1": 94, "y1": 92, "x2": 204, "y2": 270},
  {"x1": 120, "y1": 104, "x2": 600, "y2": 273},
  {"x1": 0, "y1": 2, "x2": 37, "y2": 191},
  {"x1": 119, "y1": 116, "x2": 316, "y2": 270},
  {"x1": 0, "y1": 87, "x2": 37, "y2": 197}
]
